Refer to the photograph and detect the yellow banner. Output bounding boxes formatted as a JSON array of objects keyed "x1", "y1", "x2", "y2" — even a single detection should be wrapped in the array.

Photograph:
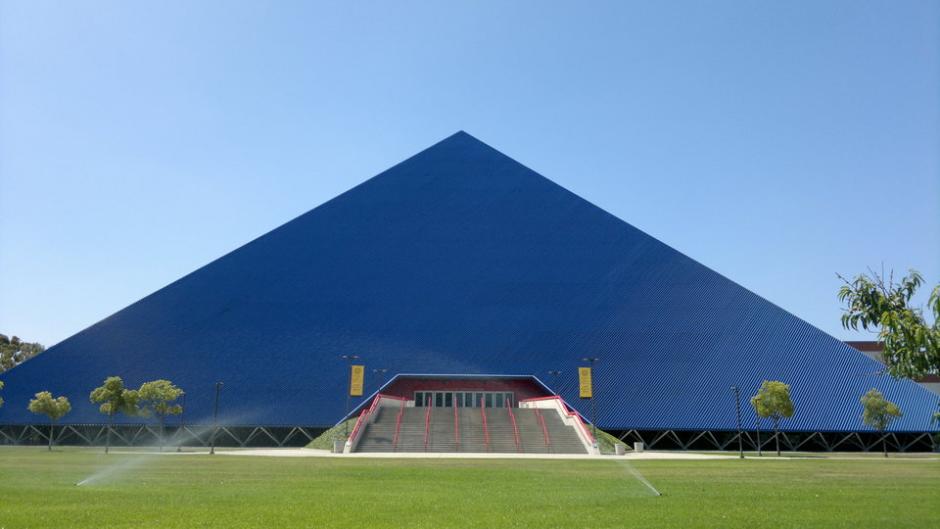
[
  {"x1": 349, "y1": 365, "x2": 365, "y2": 396},
  {"x1": 578, "y1": 367, "x2": 594, "y2": 399},
  {"x1": 578, "y1": 367, "x2": 593, "y2": 399}
]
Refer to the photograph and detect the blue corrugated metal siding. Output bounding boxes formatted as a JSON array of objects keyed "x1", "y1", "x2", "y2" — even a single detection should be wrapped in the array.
[{"x1": 1, "y1": 131, "x2": 937, "y2": 432}]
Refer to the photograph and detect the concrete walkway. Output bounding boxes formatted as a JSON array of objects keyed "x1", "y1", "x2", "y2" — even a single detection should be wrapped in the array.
[{"x1": 215, "y1": 448, "x2": 733, "y2": 460}]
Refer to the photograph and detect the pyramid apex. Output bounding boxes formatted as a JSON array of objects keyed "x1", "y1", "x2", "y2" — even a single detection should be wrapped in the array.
[
  {"x1": 420, "y1": 130, "x2": 494, "y2": 156},
  {"x1": 445, "y1": 130, "x2": 476, "y2": 141}
]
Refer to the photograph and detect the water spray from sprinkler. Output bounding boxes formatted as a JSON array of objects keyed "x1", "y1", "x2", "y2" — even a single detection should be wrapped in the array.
[
  {"x1": 74, "y1": 420, "x2": 225, "y2": 486},
  {"x1": 616, "y1": 460, "x2": 662, "y2": 497}
]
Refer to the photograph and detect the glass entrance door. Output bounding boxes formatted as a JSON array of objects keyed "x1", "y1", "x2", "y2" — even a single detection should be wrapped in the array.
[{"x1": 414, "y1": 391, "x2": 513, "y2": 407}]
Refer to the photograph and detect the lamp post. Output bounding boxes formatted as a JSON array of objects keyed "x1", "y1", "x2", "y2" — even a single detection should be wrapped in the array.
[
  {"x1": 341, "y1": 354, "x2": 360, "y2": 438},
  {"x1": 756, "y1": 417, "x2": 762, "y2": 456},
  {"x1": 176, "y1": 393, "x2": 186, "y2": 453},
  {"x1": 581, "y1": 357, "x2": 600, "y2": 441},
  {"x1": 731, "y1": 385, "x2": 744, "y2": 459},
  {"x1": 209, "y1": 381, "x2": 223, "y2": 455},
  {"x1": 547, "y1": 370, "x2": 562, "y2": 395},
  {"x1": 373, "y1": 368, "x2": 389, "y2": 393}
]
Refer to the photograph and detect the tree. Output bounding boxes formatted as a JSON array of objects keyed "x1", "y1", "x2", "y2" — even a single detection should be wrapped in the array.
[
  {"x1": 860, "y1": 388, "x2": 902, "y2": 457},
  {"x1": 838, "y1": 269, "x2": 940, "y2": 379},
  {"x1": 138, "y1": 380, "x2": 184, "y2": 451},
  {"x1": 0, "y1": 380, "x2": 4, "y2": 408},
  {"x1": 750, "y1": 380, "x2": 795, "y2": 456},
  {"x1": 27, "y1": 392, "x2": 71, "y2": 451},
  {"x1": 0, "y1": 334, "x2": 45, "y2": 373},
  {"x1": 89, "y1": 376, "x2": 140, "y2": 454},
  {"x1": 932, "y1": 408, "x2": 940, "y2": 452}
]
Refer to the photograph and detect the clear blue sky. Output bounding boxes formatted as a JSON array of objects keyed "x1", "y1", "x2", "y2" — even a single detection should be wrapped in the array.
[{"x1": 1, "y1": 1, "x2": 938, "y2": 347}]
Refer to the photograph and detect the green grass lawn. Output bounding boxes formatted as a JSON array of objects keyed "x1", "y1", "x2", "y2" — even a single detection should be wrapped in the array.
[{"x1": 0, "y1": 447, "x2": 937, "y2": 529}]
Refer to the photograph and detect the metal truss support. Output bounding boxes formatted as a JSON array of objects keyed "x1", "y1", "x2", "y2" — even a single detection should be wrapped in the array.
[
  {"x1": 7, "y1": 423, "x2": 929, "y2": 452},
  {"x1": 0, "y1": 423, "x2": 327, "y2": 448},
  {"x1": 281, "y1": 427, "x2": 316, "y2": 446},
  {"x1": 901, "y1": 433, "x2": 931, "y2": 451},
  {"x1": 719, "y1": 431, "x2": 743, "y2": 451},
  {"x1": 605, "y1": 429, "x2": 937, "y2": 453},
  {"x1": 793, "y1": 431, "x2": 824, "y2": 451},
  {"x1": 0, "y1": 426, "x2": 15, "y2": 444}
]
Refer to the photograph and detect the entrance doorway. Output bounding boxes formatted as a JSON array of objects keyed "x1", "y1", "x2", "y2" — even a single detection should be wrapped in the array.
[{"x1": 414, "y1": 391, "x2": 513, "y2": 408}]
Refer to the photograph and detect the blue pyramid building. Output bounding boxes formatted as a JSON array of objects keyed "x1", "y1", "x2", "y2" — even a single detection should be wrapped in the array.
[{"x1": 1, "y1": 132, "x2": 937, "y2": 448}]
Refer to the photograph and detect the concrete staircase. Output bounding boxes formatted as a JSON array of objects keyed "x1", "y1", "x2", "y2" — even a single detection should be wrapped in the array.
[
  {"x1": 460, "y1": 406, "x2": 487, "y2": 452},
  {"x1": 355, "y1": 406, "x2": 588, "y2": 454},
  {"x1": 355, "y1": 407, "x2": 394, "y2": 452},
  {"x1": 394, "y1": 408, "x2": 426, "y2": 453},
  {"x1": 541, "y1": 409, "x2": 591, "y2": 454},
  {"x1": 514, "y1": 408, "x2": 551, "y2": 454},
  {"x1": 485, "y1": 407, "x2": 518, "y2": 452},
  {"x1": 428, "y1": 408, "x2": 457, "y2": 452}
]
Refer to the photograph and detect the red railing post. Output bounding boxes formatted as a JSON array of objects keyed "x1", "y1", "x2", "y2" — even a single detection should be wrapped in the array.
[
  {"x1": 424, "y1": 405, "x2": 431, "y2": 451},
  {"x1": 348, "y1": 409, "x2": 369, "y2": 447},
  {"x1": 561, "y1": 400, "x2": 596, "y2": 446},
  {"x1": 348, "y1": 394, "x2": 385, "y2": 450},
  {"x1": 454, "y1": 405, "x2": 460, "y2": 451},
  {"x1": 536, "y1": 408, "x2": 551, "y2": 449},
  {"x1": 522, "y1": 395, "x2": 596, "y2": 449},
  {"x1": 481, "y1": 404, "x2": 489, "y2": 451},
  {"x1": 507, "y1": 406, "x2": 520, "y2": 452},
  {"x1": 392, "y1": 399, "x2": 405, "y2": 451},
  {"x1": 345, "y1": 394, "x2": 411, "y2": 453}
]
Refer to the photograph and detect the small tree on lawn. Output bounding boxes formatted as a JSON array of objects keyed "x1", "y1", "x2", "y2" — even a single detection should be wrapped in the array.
[
  {"x1": 860, "y1": 388, "x2": 902, "y2": 457},
  {"x1": 89, "y1": 376, "x2": 140, "y2": 454},
  {"x1": 27, "y1": 392, "x2": 71, "y2": 451},
  {"x1": 138, "y1": 379, "x2": 184, "y2": 451},
  {"x1": 750, "y1": 380, "x2": 795, "y2": 456}
]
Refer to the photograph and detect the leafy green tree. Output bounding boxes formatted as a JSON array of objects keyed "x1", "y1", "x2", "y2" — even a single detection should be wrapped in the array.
[
  {"x1": 0, "y1": 380, "x2": 4, "y2": 408},
  {"x1": 89, "y1": 376, "x2": 140, "y2": 454},
  {"x1": 27, "y1": 392, "x2": 71, "y2": 451},
  {"x1": 860, "y1": 388, "x2": 902, "y2": 457},
  {"x1": 138, "y1": 379, "x2": 184, "y2": 451},
  {"x1": 839, "y1": 269, "x2": 940, "y2": 379},
  {"x1": 750, "y1": 380, "x2": 795, "y2": 456},
  {"x1": 0, "y1": 334, "x2": 45, "y2": 373}
]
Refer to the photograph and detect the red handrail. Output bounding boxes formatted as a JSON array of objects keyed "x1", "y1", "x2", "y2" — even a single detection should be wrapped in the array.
[
  {"x1": 519, "y1": 396, "x2": 565, "y2": 403},
  {"x1": 423, "y1": 405, "x2": 432, "y2": 451},
  {"x1": 372, "y1": 393, "x2": 409, "y2": 402},
  {"x1": 348, "y1": 409, "x2": 370, "y2": 445},
  {"x1": 535, "y1": 409, "x2": 551, "y2": 448},
  {"x1": 454, "y1": 405, "x2": 460, "y2": 451},
  {"x1": 507, "y1": 406, "x2": 520, "y2": 452},
  {"x1": 520, "y1": 395, "x2": 596, "y2": 445},
  {"x1": 562, "y1": 401, "x2": 596, "y2": 445},
  {"x1": 481, "y1": 404, "x2": 490, "y2": 451},
  {"x1": 392, "y1": 399, "x2": 406, "y2": 451},
  {"x1": 349, "y1": 394, "x2": 389, "y2": 441},
  {"x1": 345, "y1": 394, "x2": 413, "y2": 452}
]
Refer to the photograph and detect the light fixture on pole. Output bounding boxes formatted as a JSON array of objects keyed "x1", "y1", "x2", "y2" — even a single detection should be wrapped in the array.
[
  {"x1": 177, "y1": 393, "x2": 186, "y2": 453},
  {"x1": 341, "y1": 354, "x2": 360, "y2": 438},
  {"x1": 209, "y1": 381, "x2": 223, "y2": 455},
  {"x1": 731, "y1": 385, "x2": 744, "y2": 459},
  {"x1": 373, "y1": 368, "x2": 389, "y2": 392},
  {"x1": 547, "y1": 370, "x2": 562, "y2": 395},
  {"x1": 581, "y1": 357, "x2": 600, "y2": 441}
]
